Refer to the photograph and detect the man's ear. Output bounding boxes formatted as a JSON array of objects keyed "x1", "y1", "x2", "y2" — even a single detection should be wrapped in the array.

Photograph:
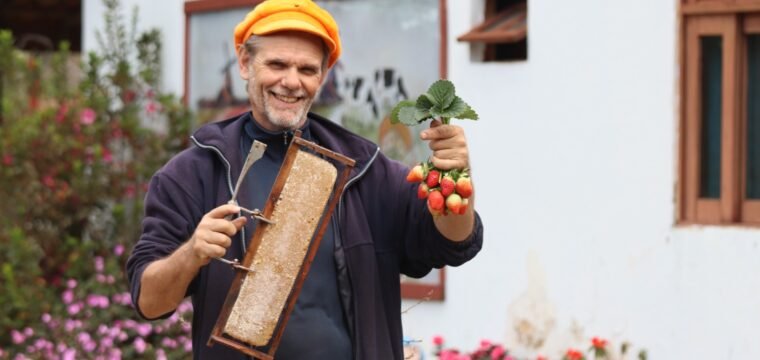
[{"x1": 238, "y1": 47, "x2": 252, "y2": 80}]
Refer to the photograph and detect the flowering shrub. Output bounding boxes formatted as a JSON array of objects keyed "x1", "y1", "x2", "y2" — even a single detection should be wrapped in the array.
[
  {"x1": 432, "y1": 335, "x2": 647, "y2": 360},
  {"x1": 1, "y1": 246, "x2": 193, "y2": 359},
  {"x1": 0, "y1": 0, "x2": 193, "y2": 357}
]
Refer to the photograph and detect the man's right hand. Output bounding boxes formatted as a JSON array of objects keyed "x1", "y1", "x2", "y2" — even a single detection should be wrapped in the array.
[{"x1": 188, "y1": 204, "x2": 247, "y2": 266}]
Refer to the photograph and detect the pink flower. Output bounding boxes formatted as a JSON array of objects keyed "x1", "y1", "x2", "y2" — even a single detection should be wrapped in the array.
[
  {"x1": 156, "y1": 349, "x2": 167, "y2": 360},
  {"x1": 41, "y1": 313, "x2": 51, "y2": 323},
  {"x1": 11, "y1": 330, "x2": 25, "y2": 344},
  {"x1": 145, "y1": 102, "x2": 157, "y2": 114},
  {"x1": 62, "y1": 349, "x2": 76, "y2": 360},
  {"x1": 67, "y1": 279, "x2": 77, "y2": 289},
  {"x1": 479, "y1": 339, "x2": 492, "y2": 350},
  {"x1": 136, "y1": 323, "x2": 152, "y2": 337},
  {"x1": 2, "y1": 154, "x2": 12, "y2": 166},
  {"x1": 133, "y1": 337, "x2": 146, "y2": 354},
  {"x1": 432, "y1": 335, "x2": 444, "y2": 346},
  {"x1": 62, "y1": 289, "x2": 74, "y2": 304},
  {"x1": 96, "y1": 274, "x2": 106, "y2": 283},
  {"x1": 67, "y1": 303, "x2": 82, "y2": 315},
  {"x1": 94, "y1": 256, "x2": 104, "y2": 272},
  {"x1": 491, "y1": 345, "x2": 506, "y2": 358},
  {"x1": 114, "y1": 244, "x2": 125, "y2": 256},
  {"x1": 80, "y1": 108, "x2": 96, "y2": 125},
  {"x1": 102, "y1": 148, "x2": 113, "y2": 163}
]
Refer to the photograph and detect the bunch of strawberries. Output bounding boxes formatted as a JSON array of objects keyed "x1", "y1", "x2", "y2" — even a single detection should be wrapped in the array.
[{"x1": 406, "y1": 161, "x2": 472, "y2": 216}]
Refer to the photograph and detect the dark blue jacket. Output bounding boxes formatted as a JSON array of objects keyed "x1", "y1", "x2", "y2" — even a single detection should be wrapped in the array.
[{"x1": 126, "y1": 112, "x2": 483, "y2": 359}]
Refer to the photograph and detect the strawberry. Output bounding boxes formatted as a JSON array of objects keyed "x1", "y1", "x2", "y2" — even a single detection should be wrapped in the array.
[
  {"x1": 440, "y1": 173, "x2": 455, "y2": 197},
  {"x1": 417, "y1": 183, "x2": 430, "y2": 199},
  {"x1": 458, "y1": 198, "x2": 469, "y2": 215},
  {"x1": 455, "y1": 176, "x2": 472, "y2": 198},
  {"x1": 427, "y1": 190, "x2": 445, "y2": 216},
  {"x1": 445, "y1": 193, "x2": 463, "y2": 214},
  {"x1": 406, "y1": 164, "x2": 424, "y2": 183},
  {"x1": 426, "y1": 169, "x2": 441, "y2": 188}
]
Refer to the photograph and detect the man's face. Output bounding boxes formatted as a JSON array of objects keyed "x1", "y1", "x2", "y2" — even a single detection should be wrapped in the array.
[{"x1": 239, "y1": 32, "x2": 326, "y2": 131}]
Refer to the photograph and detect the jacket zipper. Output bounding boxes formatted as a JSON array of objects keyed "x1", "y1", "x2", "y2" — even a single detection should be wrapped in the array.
[{"x1": 334, "y1": 146, "x2": 380, "y2": 358}]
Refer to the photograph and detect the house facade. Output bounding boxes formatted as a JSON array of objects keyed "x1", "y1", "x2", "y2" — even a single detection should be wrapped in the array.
[{"x1": 80, "y1": 0, "x2": 760, "y2": 358}]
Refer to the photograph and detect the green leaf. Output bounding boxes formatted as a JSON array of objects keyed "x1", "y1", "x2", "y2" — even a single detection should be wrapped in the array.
[
  {"x1": 432, "y1": 96, "x2": 467, "y2": 119},
  {"x1": 426, "y1": 80, "x2": 456, "y2": 109},
  {"x1": 415, "y1": 108, "x2": 432, "y2": 122},
  {"x1": 416, "y1": 93, "x2": 435, "y2": 112},
  {"x1": 397, "y1": 106, "x2": 421, "y2": 126},
  {"x1": 458, "y1": 105, "x2": 479, "y2": 120},
  {"x1": 390, "y1": 100, "x2": 415, "y2": 124}
]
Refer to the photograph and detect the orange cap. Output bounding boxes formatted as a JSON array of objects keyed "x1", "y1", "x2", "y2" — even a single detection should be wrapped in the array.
[{"x1": 234, "y1": 0, "x2": 341, "y2": 68}]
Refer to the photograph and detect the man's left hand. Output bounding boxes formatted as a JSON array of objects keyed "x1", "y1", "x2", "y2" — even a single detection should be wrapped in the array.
[{"x1": 420, "y1": 119, "x2": 470, "y2": 170}]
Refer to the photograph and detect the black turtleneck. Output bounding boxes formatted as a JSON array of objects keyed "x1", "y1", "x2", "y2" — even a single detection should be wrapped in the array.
[{"x1": 239, "y1": 114, "x2": 352, "y2": 360}]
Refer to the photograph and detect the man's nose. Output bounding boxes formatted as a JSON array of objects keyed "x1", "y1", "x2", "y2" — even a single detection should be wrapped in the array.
[{"x1": 280, "y1": 68, "x2": 300, "y2": 90}]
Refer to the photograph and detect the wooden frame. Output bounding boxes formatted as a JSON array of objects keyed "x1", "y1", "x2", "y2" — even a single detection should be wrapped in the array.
[
  {"x1": 679, "y1": 0, "x2": 760, "y2": 225},
  {"x1": 208, "y1": 133, "x2": 355, "y2": 359},
  {"x1": 456, "y1": 2, "x2": 527, "y2": 44}
]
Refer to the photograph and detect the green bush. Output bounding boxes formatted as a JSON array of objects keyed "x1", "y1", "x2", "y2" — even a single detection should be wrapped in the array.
[{"x1": 0, "y1": 0, "x2": 193, "y2": 357}]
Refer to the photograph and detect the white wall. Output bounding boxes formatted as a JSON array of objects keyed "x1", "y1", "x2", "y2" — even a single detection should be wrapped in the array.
[
  {"x1": 400, "y1": 0, "x2": 760, "y2": 359},
  {"x1": 82, "y1": 0, "x2": 185, "y2": 95},
  {"x1": 81, "y1": 1, "x2": 760, "y2": 358}
]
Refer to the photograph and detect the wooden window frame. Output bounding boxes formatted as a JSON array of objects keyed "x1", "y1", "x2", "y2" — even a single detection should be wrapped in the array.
[
  {"x1": 679, "y1": 0, "x2": 760, "y2": 225},
  {"x1": 457, "y1": 0, "x2": 528, "y2": 62}
]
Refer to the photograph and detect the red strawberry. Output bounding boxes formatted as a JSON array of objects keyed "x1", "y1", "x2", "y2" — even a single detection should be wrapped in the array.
[
  {"x1": 426, "y1": 169, "x2": 441, "y2": 188},
  {"x1": 406, "y1": 164, "x2": 424, "y2": 183},
  {"x1": 417, "y1": 183, "x2": 430, "y2": 199},
  {"x1": 445, "y1": 193, "x2": 463, "y2": 214},
  {"x1": 458, "y1": 198, "x2": 469, "y2": 215},
  {"x1": 455, "y1": 176, "x2": 473, "y2": 198},
  {"x1": 440, "y1": 174, "x2": 455, "y2": 197},
  {"x1": 427, "y1": 190, "x2": 445, "y2": 216}
]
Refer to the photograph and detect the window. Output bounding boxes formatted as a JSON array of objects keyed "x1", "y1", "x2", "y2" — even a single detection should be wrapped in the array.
[
  {"x1": 0, "y1": 0, "x2": 82, "y2": 52},
  {"x1": 457, "y1": 0, "x2": 527, "y2": 62},
  {"x1": 680, "y1": 0, "x2": 760, "y2": 224}
]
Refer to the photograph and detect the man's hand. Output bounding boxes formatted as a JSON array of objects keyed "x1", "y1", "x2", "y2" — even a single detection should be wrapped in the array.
[
  {"x1": 189, "y1": 204, "x2": 247, "y2": 266},
  {"x1": 138, "y1": 203, "x2": 246, "y2": 319},
  {"x1": 420, "y1": 119, "x2": 470, "y2": 170}
]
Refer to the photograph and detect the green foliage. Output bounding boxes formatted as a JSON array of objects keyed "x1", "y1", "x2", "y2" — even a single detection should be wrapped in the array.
[
  {"x1": 390, "y1": 79, "x2": 479, "y2": 126},
  {"x1": 0, "y1": 0, "x2": 193, "y2": 356}
]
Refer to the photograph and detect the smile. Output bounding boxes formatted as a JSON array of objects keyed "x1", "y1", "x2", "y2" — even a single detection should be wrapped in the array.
[{"x1": 270, "y1": 91, "x2": 302, "y2": 104}]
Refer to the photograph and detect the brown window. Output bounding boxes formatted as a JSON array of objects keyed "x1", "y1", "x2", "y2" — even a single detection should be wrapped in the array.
[
  {"x1": 680, "y1": 0, "x2": 760, "y2": 224},
  {"x1": 457, "y1": 0, "x2": 527, "y2": 62}
]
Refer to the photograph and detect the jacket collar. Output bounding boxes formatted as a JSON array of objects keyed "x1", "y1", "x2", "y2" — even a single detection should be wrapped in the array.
[{"x1": 191, "y1": 111, "x2": 379, "y2": 178}]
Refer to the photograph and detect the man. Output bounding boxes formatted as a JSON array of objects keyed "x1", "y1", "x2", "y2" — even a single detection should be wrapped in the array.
[{"x1": 126, "y1": 0, "x2": 483, "y2": 359}]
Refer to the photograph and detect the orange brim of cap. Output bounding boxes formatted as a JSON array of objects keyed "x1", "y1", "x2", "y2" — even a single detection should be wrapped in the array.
[{"x1": 243, "y1": 11, "x2": 337, "y2": 64}]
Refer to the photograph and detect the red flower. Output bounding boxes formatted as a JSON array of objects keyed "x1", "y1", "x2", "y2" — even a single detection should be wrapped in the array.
[
  {"x1": 564, "y1": 348, "x2": 585, "y2": 360},
  {"x1": 432, "y1": 335, "x2": 444, "y2": 346},
  {"x1": 591, "y1": 336, "x2": 608, "y2": 349},
  {"x1": 2, "y1": 154, "x2": 12, "y2": 166},
  {"x1": 490, "y1": 344, "x2": 505, "y2": 358},
  {"x1": 536, "y1": 356, "x2": 547, "y2": 360}
]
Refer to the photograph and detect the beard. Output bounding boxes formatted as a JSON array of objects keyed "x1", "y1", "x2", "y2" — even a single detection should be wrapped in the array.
[{"x1": 248, "y1": 77, "x2": 316, "y2": 131}]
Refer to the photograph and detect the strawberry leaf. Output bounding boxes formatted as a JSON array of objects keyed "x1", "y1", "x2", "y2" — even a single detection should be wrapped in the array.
[
  {"x1": 432, "y1": 96, "x2": 467, "y2": 119},
  {"x1": 458, "y1": 105, "x2": 479, "y2": 120},
  {"x1": 416, "y1": 93, "x2": 435, "y2": 112},
  {"x1": 390, "y1": 100, "x2": 416, "y2": 125},
  {"x1": 427, "y1": 80, "x2": 456, "y2": 109},
  {"x1": 397, "y1": 106, "x2": 420, "y2": 126}
]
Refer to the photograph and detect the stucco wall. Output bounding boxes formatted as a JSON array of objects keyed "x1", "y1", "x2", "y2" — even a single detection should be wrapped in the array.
[{"x1": 400, "y1": 0, "x2": 760, "y2": 359}]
